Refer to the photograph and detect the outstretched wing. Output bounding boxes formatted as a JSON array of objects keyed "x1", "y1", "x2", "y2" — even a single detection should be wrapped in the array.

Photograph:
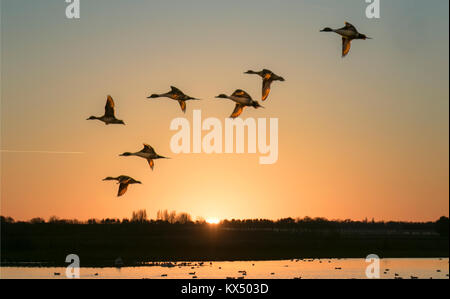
[
  {"x1": 230, "y1": 104, "x2": 245, "y2": 118},
  {"x1": 117, "y1": 183, "x2": 129, "y2": 197},
  {"x1": 147, "y1": 158, "x2": 155, "y2": 170},
  {"x1": 262, "y1": 79, "x2": 272, "y2": 101},
  {"x1": 344, "y1": 22, "x2": 357, "y2": 31},
  {"x1": 342, "y1": 38, "x2": 352, "y2": 57},
  {"x1": 232, "y1": 89, "x2": 252, "y2": 100},
  {"x1": 142, "y1": 144, "x2": 156, "y2": 154},
  {"x1": 170, "y1": 86, "x2": 184, "y2": 95},
  {"x1": 178, "y1": 100, "x2": 187, "y2": 113},
  {"x1": 105, "y1": 95, "x2": 115, "y2": 117}
]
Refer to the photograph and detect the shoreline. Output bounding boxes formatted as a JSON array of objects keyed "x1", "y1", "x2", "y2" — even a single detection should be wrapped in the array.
[{"x1": 2, "y1": 256, "x2": 449, "y2": 269}]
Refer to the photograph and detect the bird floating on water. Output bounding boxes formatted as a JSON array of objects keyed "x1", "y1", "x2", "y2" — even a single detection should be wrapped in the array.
[
  {"x1": 320, "y1": 22, "x2": 372, "y2": 57},
  {"x1": 216, "y1": 89, "x2": 264, "y2": 118},
  {"x1": 120, "y1": 144, "x2": 169, "y2": 171},
  {"x1": 245, "y1": 69, "x2": 285, "y2": 101},
  {"x1": 87, "y1": 95, "x2": 125, "y2": 125},
  {"x1": 147, "y1": 86, "x2": 200, "y2": 113},
  {"x1": 103, "y1": 175, "x2": 142, "y2": 197}
]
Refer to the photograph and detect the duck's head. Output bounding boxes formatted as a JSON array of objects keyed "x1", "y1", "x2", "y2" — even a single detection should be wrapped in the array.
[
  {"x1": 117, "y1": 119, "x2": 125, "y2": 125},
  {"x1": 215, "y1": 94, "x2": 228, "y2": 99},
  {"x1": 103, "y1": 177, "x2": 116, "y2": 181},
  {"x1": 147, "y1": 94, "x2": 159, "y2": 99},
  {"x1": 320, "y1": 27, "x2": 333, "y2": 32},
  {"x1": 87, "y1": 116, "x2": 97, "y2": 120}
]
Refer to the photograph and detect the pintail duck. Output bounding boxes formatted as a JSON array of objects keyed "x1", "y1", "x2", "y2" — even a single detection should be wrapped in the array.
[
  {"x1": 120, "y1": 144, "x2": 169, "y2": 170},
  {"x1": 244, "y1": 69, "x2": 285, "y2": 101},
  {"x1": 103, "y1": 175, "x2": 141, "y2": 197},
  {"x1": 216, "y1": 89, "x2": 264, "y2": 118},
  {"x1": 87, "y1": 95, "x2": 125, "y2": 125},
  {"x1": 320, "y1": 22, "x2": 372, "y2": 57},
  {"x1": 147, "y1": 86, "x2": 200, "y2": 113}
]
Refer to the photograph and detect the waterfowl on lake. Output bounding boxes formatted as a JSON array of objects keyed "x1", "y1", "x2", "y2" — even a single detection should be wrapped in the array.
[
  {"x1": 245, "y1": 69, "x2": 285, "y2": 101},
  {"x1": 216, "y1": 89, "x2": 264, "y2": 118},
  {"x1": 87, "y1": 95, "x2": 125, "y2": 125},
  {"x1": 120, "y1": 144, "x2": 169, "y2": 171},
  {"x1": 103, "y1": 176, "x2": 142, "y2": 197},
  {"x1": 320, "y1": 22, "x2": 372, "y2": 57},
  {"x1": 147, "y1": 86, "x2": 200, "y2": 113}
]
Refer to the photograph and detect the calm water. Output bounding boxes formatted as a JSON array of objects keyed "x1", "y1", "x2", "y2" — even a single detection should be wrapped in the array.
[{"x1": 1, "y1": 258, "x2": 448, "y2": 279}]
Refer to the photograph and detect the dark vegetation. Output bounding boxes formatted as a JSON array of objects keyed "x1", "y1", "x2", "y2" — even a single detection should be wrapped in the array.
[{"x1": 1, "y1": 212, "x2": 448, "y2": 267}]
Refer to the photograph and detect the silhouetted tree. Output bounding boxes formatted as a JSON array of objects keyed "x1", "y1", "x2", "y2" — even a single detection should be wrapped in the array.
[
  {"x1": 131, "y1": 210, "x2": 148, "y2": 223},
  {"x1": 435, "y1": 216, "x2": 449, "y2": 237},
  {"x1": 48, "y1": 216, "x2": 59, "y2": 223}
]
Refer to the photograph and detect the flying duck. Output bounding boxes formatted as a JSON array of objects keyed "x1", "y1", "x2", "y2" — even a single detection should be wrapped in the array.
[
  {"x1": 120, "y1": 144, "x2": 168, "y2": 170},
  {"x1": 87, "y1": 95, "x2": 125, "y2": 125},
  {"x1": 320, "y1": 22, "x2": 372, "y2": 57},
  {"x1": 244, "y1": 69, "x2": 285, "y2": 101},
  {"x1": 103, "y1": 175, "x2": 141, "y2": 197},
  {"x1": 216, "y1": 90, "x2": 263, "y2": 118},
  {"x1": 147, "y1": 86, "x2": 200, "y2": 113}
]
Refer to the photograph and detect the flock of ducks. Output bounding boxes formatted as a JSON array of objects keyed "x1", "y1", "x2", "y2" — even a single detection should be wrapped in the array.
[
  {"x1": 87, "y1": 22, "x2": 371, "y2": 196},
  {"x1": 87, "y1": 69, "x2": 285, "y2": 196}
]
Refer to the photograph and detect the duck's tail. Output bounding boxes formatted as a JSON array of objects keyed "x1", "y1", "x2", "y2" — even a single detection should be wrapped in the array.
[{"x1": 320, "y1": 27, "x2": 333, "y2": 32}]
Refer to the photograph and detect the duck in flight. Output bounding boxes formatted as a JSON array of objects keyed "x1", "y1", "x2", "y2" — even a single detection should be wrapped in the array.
[
  {"x1": 320, "y1": 22, "x2": 372, "y2": 57},
  {"x1": 216, "y1": 90, "x2": 264, "y2": 118},
  {"x1": 244, "y1": 69, "x2": 285, "y2": 101},
  {"x1": 120, "y1": 144, "x2": 169, "y2": 171},
  {"x1": 147, "y1": 86, "x2": 200, "y2": 113},
  {"x1": 87, "y1": 95, "x2": 125, "y2": 125},
  {"x1": 103, "y1": 175, "x2": 141, "y2": 197}
]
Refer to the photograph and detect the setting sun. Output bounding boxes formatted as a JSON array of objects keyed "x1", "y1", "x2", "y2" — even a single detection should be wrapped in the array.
[{"x1": 206, "y1": 218, "x2": 220, "y2": 225}]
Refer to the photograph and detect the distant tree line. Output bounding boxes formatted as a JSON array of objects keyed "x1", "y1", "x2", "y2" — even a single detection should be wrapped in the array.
[{"x1": 1, "y1": 213, "x2": 448, "y2": 236}]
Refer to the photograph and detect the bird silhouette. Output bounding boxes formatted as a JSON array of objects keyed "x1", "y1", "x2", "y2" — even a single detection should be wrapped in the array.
[
  {"x1": 103, "y1": 176, "x2": 141, "y2": 197},
  {"x1": 320, "y1": 22, "x2": 372, "y2": 57},
  {"x1": 245, "y1": 69, "x2": 285, "y2": 101},
  {"x1": 147, "y1": 86, "x2": 200, "y2": 113},
  {"x1": 87, "y1": 95, "x2": 125, "y2": 125},
  {"x1": 216, "y1": 90, "x2": 264, "y2": 118},
  {"x1": 120, "y1": 144, "x2": 169, "y2": 171}
]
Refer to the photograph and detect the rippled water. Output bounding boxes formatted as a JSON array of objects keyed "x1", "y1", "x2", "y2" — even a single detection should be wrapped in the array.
[{"x1": 1, "y1": 258, "x2": 448, "y2": 279}]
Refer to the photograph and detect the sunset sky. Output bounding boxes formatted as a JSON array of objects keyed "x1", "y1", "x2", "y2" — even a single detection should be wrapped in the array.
[{"x1": 1, "y1": 0, "x2": 448, "y2": 222}]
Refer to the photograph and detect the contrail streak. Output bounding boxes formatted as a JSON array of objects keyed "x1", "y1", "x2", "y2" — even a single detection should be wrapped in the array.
[{"x1": 1, "y1": 150, "x2": 85, "y2": 155}]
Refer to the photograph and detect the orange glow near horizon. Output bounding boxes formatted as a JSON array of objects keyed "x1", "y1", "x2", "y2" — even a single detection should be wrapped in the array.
[{"x1": 0, "y1": 1, "x2": 448, "y2": 223}]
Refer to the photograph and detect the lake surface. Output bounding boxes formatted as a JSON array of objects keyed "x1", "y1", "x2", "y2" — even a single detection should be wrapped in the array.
[{"x1": 1, "y1": 258, "x2": 448, "y2": 279}]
